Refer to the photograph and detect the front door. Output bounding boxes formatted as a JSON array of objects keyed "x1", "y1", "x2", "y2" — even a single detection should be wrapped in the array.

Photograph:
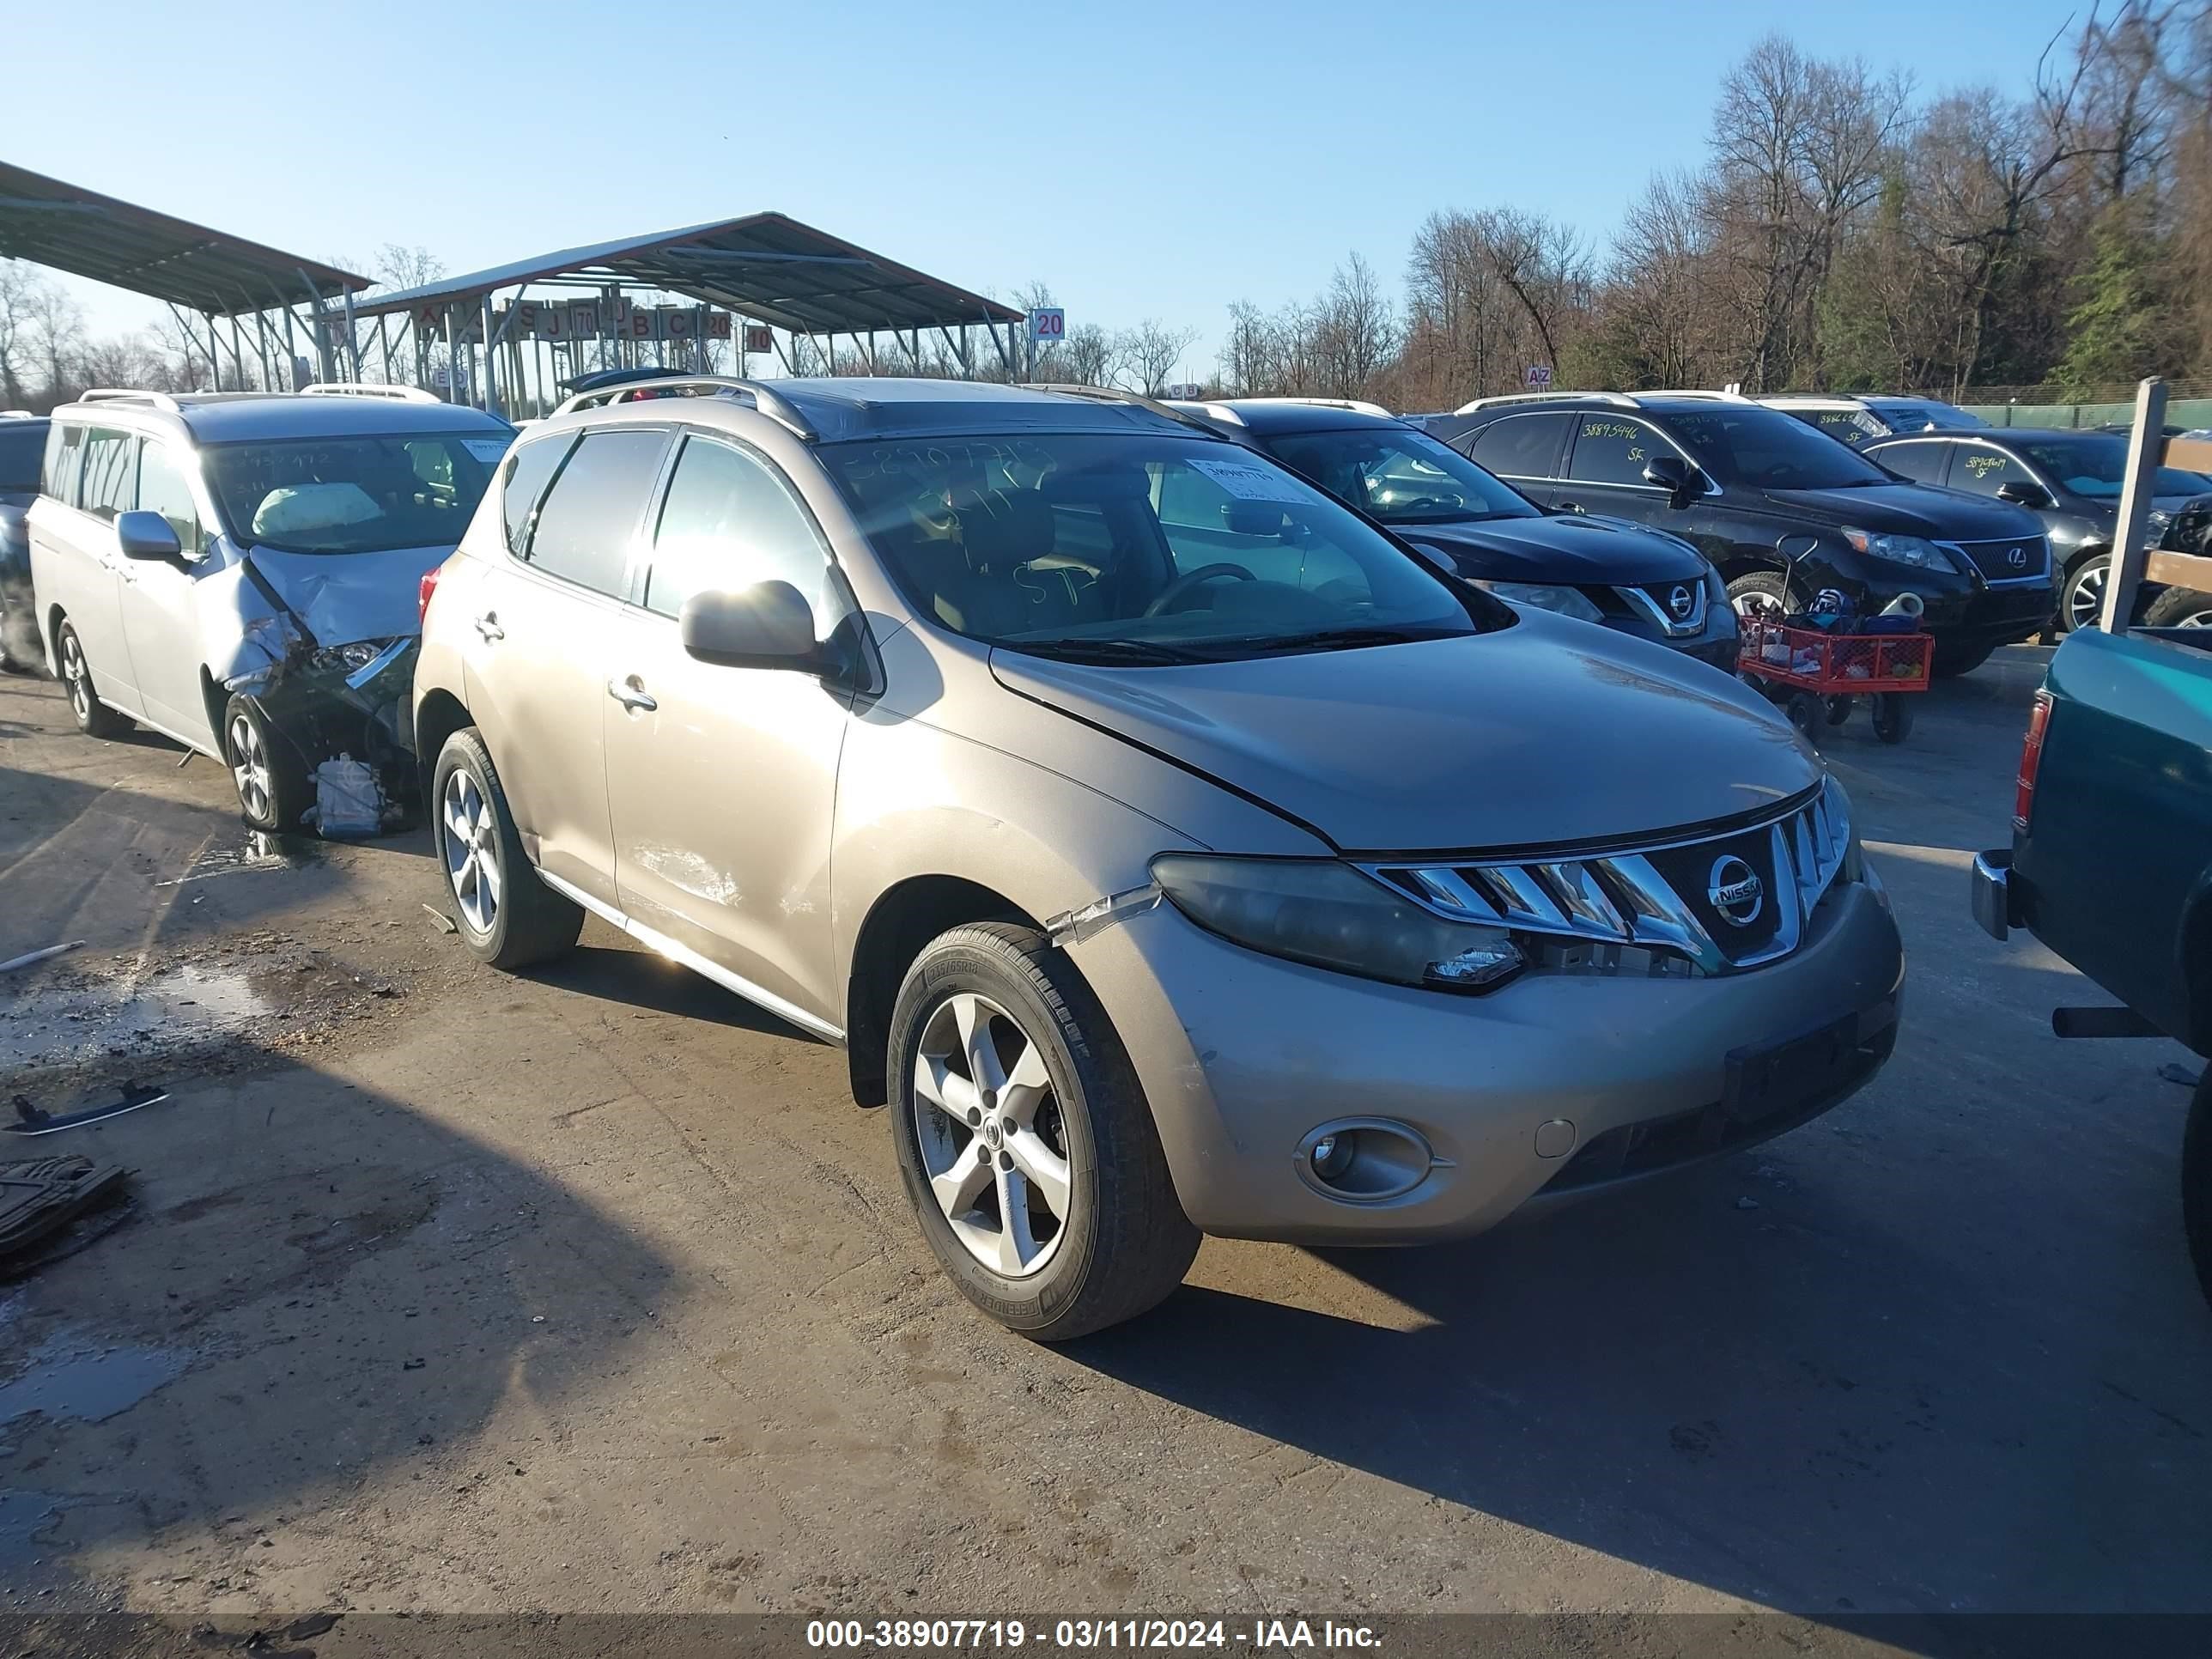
[
  {"x1": 604, "y1": 431, "x2": 852, "y2": 1028},
  {"x1": 116, "y1": 439, "x2": 218, "y2": 747},
  {"x1": 1555, "y1": 412, "x2": 1683, "y2": 528}
]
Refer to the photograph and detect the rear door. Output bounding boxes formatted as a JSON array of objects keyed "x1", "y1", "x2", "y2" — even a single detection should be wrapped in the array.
[
  {"x1": 1459, "y1": 412, "x2": 1571, "y2": 507},
  {"x1": 116, "y1": 439, "x2": 218, "y2": 746},
  {"x1": 465, "y1": 424, "x2": 671, "y2": 909},
  {"x1": 601, "y1": 430, "x2": 854, "y2": 1026}
]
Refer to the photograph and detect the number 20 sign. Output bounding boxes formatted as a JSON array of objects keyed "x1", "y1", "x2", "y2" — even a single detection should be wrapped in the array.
[{"x1": 1030, "y1": 308, "x2": 1066, "y2": 343}]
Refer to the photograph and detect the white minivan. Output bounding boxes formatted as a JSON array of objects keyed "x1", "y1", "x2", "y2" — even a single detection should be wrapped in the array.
[{"x1": 27, "y1": 388, "x2": 512, "y2": 830}]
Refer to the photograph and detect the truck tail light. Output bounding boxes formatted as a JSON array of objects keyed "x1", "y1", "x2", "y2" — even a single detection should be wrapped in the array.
[
  {"x1": 2013, "y1": 690, "x2": 2052, "y2": 832},
  {"x1": 418, "y1": 560, "x2": 445, "y2": 626}
]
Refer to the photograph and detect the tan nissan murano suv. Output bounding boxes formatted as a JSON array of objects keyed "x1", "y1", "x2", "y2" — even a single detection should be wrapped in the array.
[{"x1": 413, "y1": 376, "x2": 1904, "y2": 1340}]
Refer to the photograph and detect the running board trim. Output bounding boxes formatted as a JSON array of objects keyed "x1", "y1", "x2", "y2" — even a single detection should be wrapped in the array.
[{"x1": 536, "y1": 869, "x2": 845, "y2": 1043}]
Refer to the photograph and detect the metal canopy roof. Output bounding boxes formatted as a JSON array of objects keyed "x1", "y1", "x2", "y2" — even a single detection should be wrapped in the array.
[
  {"x1": 0, "y1": 161, "x2": 370, "y2": 316},
  {"x1": 347, "y1": 211, "x2": 1023, "y2": 335}
]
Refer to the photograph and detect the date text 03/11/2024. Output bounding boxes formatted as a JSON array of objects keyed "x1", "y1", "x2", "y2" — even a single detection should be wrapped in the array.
[{"x1": 803, "y1": 1620, "x2": 1383, "y2": 1650}]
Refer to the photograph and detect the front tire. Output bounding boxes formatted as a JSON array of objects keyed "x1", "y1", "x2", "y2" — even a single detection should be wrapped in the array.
[
  {"x1": 223, "y1": 693, "x2": 310, "y2": 832},
  {"x1": 431, "y1": 727, "x2": 582, "y2": 970},
  {"x1": 1726, "y1": 570, "x2": 1788, "y2": 626},
  {"x1": 2057, "y1": 550, "x2": 2111, "y2": 634},
  {"x1": 888, "y1": 922, "x2": 1198, "y2": 1341},
  {"x1": 1871, "y1": 693, "x2": 1915, "y2": 744},
  {"x1": 2142, "y1": 586, "x2": 2212, "y2": 630},
  {"x1": 55, "y1": 618, "x2": 132, "y2": 738}
]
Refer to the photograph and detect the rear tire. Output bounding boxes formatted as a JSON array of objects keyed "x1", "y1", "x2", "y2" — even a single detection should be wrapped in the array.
[
  {"x1": 2185, "y1": 1071, "x2": 2212, "y2": 1312},
  {"x1": 1932, "y1": 640, "x2": 1996, "y2": 678},
  {"x1": 888, "y1": 921, "x2": 1199, "y2": 1341},
  {"x1": 222, "y1": 694, "x2": 311, "y2": 832},
  {"x1": 2141, "y1": 586, "x2": 2212, "y2": 630},
  {"x1": 1784, "y1": 691, "x2": 1821, "y2": 740},
  {"x1": 1871, "y1": 693, "x2": 1915, "y2": 744},
  {"x1": 54, "y1": 619, "x2": 132, "y2": 739},
  {"x1": 431, "y1": 727, "x2": 583, "y2": 970},
  {"x1": 1822, "y1": 696, "x2": 1853, "y2": 727}
]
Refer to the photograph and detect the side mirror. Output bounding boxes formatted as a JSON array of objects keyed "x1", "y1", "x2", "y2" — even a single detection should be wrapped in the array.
[
  {"x1": 679, "y1": 580, "x2": 824, "y2": 673},
  {"x1": 116, "y1": 509, "x2": 183, "y2": 562},
  {"x1": 1641, "y1": 454, "x2": 1698, "y2": 497},
  {"x1": 1995, "y1": 480, "x2": 2052, "y2": 509}
]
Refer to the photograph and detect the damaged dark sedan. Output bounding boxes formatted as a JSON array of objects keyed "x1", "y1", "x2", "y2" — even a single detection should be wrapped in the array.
[{"x1": 25, "y1": 388, "x2": 513, "y2": 832}]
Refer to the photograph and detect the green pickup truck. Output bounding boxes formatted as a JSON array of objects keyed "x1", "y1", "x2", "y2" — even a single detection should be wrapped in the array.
[{"x1": 1972, "y1": 391, "x2": 2212, "y2": 1308}]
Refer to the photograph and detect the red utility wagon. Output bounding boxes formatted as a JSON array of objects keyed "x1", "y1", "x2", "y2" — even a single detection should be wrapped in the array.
[{"x1": 1737, "y1": 617, "x2": 1932, "y2": 744}]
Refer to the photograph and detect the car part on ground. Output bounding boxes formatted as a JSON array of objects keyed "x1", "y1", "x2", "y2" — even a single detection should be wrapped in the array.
[{"x1": 413, "y1": 376, "x2": 1904, "y2": 1337}]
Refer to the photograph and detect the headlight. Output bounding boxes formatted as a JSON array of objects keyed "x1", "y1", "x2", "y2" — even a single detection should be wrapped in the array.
[
  {"x1": 2147, "y1": 508, "x2": 2173, "y2": 549},
  {"x1": 1152, "y1": 855, "x2": 1524, "y2": 994},
  {"x1": 1475, "y1": 580, "x2": 1606, "y2": 623},
  {"x1": 1841, "y1": 529, "x2": 1958, "y2": 572},
  {"x1": 307, "y1": 638, "x2": 403, "y2": 676}
]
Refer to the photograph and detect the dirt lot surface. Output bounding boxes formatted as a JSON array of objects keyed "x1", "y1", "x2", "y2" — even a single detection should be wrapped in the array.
[{"x1": 3, "y1": 648, "x2": 2209, "y2": 1637}]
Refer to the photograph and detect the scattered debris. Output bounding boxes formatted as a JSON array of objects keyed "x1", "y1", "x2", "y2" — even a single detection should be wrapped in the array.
[
  {"x1": 7, "y1": 1084, "x2": 172, "y2": 1138},
  {"x1": 156, "y1": 833, "x2": 306, "y2": 886},
  {"x1": 305, "y1": 755, "x2": 384, "y2": 838},
  {"x1": 422, "y1": 903, "x2": 458, "y2": 935},
  {"x1": 0, "y1": 1156, "x2": 128, "y2": 1266},
  {"x1": 2159, "y1": 1061, "x2": 2204, "y2": 1089},
  {"x1": 0, "y1": 940, "x2": 86, "y2": 975}
]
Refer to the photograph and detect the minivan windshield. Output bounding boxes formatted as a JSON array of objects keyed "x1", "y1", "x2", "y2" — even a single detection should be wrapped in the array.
[
  {"x1": 1260, "y1": 425, "x2": 1539, "y2": 525},
  {"x1": 822, "y1": 432, "x2": 1492, "y2": 663},
  {"x1": 2013, "y1": 435, "x2": 2212, "y2": 500},
  {"x1": 1665, "y1": 405, "x2": 1896, "y2": 491},
  {"x1": 204, "y1": 431, "x2": 511, "y2": 554}
]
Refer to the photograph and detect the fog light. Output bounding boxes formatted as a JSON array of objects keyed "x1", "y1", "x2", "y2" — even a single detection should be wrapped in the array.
[
  {"x1": 1294, "y1": 1118, "x2": 1443, "y2": 1204},
  {"x1": 1310, "y1": 1133, "x2": 1355, "y2": 1181}
]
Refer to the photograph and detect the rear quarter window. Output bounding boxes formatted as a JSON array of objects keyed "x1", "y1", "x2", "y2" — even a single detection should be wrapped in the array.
[
  {"x1": 1466, "y1": 412, "x2": 1570, "y2": 480},
  {"x1": 500, "y1": 433, "x2": 574, "y2": 559}
]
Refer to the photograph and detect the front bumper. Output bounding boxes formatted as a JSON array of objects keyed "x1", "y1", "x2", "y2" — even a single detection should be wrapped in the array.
[
  {"x1": 1917, "y1": 580, "x2": 2054, "y2": 648},
  {"x1": 1072, "y1": 877, "x2": 1905, "y2": 1243}
]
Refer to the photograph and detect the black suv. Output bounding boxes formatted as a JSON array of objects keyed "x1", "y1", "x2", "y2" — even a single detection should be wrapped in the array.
[
  {"x1": 1419, "y1": 392, "x2": 2054, "y2": 677},
  {"x1": 1181, "y1": 398, "x2": 1738, "y2": 671},
  {"x1": 1862, "y1": 425, "x2": 2212, "y2": 634},
  {"x1": 0, "y1": 413, "x2": 49, "y2": 672}
]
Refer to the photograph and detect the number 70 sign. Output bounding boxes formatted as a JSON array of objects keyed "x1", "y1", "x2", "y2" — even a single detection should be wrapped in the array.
[{"x1": 1030, "y1": 308, "x2": 1066, "y2": 343}]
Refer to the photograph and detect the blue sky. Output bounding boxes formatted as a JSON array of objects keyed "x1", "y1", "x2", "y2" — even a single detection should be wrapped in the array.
[{"x1": 11, "y1": 0, "x2": 2091, "y2": 378}]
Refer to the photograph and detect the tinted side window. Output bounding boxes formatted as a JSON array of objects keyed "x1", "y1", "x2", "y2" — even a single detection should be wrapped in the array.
[
  {"x1": 1951, "y1": 445, "x2": 2020, "y2": 498},
  {"x1": 501, "y1": 434, "x2": 573, "y2": 558},
  {"x1": 1466, "y1": 413, "x2": 1569, "y2": 479},
  {"x1": 44, "y1": 424, "x2": 83, "y2": 502},
  {"x1": 77, "y1": 428, "x2": 137, "y2": 522},
  {"x1": 524, "y1": 428, "x2": 669, "y2": 598},
  {"x1": 137, "y1": 443, "x2": 204, "y2": 553},
  {"x1": 645, "y1": 434, "x2": 840, "y2": 630},
  {"x1": 1566, "y1": 416, "x2": 1669, "y2": 486},
  {"x1": 1873, "y1": 441, "x2": 1949, "y2": 485}
]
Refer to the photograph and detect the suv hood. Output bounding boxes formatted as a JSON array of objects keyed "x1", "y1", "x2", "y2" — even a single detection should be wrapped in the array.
[
  {"x1": 1761, "y1": 483, "x2": 2043, "y2": 541},
  {"x1": 1400, "y1": 513, "x2": 1705, "y2": 584},
  {"x1": 989, "y1": 613, "x2": 1815, "y2": 854},
  {"x1": 246, "y1": 543, "x2": 455, "y2": 643}
]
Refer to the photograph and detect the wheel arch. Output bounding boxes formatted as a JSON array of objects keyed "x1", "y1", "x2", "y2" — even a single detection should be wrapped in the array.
[
  {"x1": 413, "y1": 688, "x2": 474, "y2": 805},
  {"x1": 2181, "y1": 883, "x2": 2212, "y2": 1058}
]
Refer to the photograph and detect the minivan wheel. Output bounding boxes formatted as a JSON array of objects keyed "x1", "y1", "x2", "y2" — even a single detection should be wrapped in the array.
[
  {"x1": 55, "y1": 619, "x2": 132, "y2": 738},
  {"x1": 222, "y1": 694, "x2": 309, "y2": 832},
  {"x1": 2059, "y1": 551, "x2": 2111, "y2": 633},
  {"x1": 431, "y1": 727, "x2": 583, "y2": 970},
  {"x1": 887, "y1": 922, "x2": 1199, "y2": 1341},
  {"x1": 1726, "y1": 570, "x2": 1788, "y2": 624}
]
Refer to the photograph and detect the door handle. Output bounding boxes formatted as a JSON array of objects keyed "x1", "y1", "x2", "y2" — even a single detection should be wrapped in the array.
[
  {"x1": 472, "y1": 613, "x2": 504, "y2": 641},
  {"x1": 1557, "y1": 499, "x2": 1586, "y2": 514},
  {"x1": 607, "y1": 678, "x2": 657, "y2": 713}
]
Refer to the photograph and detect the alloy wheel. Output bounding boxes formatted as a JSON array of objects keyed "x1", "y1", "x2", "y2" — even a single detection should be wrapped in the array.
[
  {"x1": 228, "y1": 712, "x2": 270, "y2": 821},
  {"x1": 2065, "y1": 558, "x2": 2108, "y2": 631},
  {"x1": 1731, "y1": 586, "x2": 1785, "y2": 624},
  {"x1": 61, "y1": 632, "x2": 89, "y2": 721},
  {"x1": 910, "y1": 992, "x2": 1072, "y2": 1279},
  {"x1": 2173, "y1": 605, "x2": 2212, "y2": 629},
  {"x1": 441, "y1": 769, "x2": 502, "y2": 934}
]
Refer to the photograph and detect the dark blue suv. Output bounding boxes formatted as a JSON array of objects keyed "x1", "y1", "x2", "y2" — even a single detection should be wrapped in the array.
[{"x1": 0, "y1": 413, "x2": 48, "y2": 672}]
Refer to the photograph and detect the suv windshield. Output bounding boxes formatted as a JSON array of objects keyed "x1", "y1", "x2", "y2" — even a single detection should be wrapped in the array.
[
  {"x1": 1664, "y1": 406, "x2": 1894, "y2": 490},
  {"x1": 204, "y1": 430, "x2": 511, "y2": 554},
  {"x1": 0, "y1": 423, "x2": 44, "y2": 493},
  {"x1": 821, "y1": 431, "x2": 1492, "y2": 663},
  {"x1": 1260, "y1": 425, "x2": 1538, "y2": 525},
  {"x1": 2014, "y1": 436, "x2": 2212, "y2": 500}
]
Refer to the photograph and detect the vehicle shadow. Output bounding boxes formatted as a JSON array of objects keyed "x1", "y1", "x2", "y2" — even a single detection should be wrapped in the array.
[
  {"x1": 526, "y1": 943, "x2": 830, "y2": 1042},
  {"x1": 0, "y1": 1042, "x2": 678, "y2": 1593}
]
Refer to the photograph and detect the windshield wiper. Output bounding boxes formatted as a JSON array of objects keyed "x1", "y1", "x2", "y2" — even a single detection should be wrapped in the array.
[
  {"x1": 1006, "y1": 637, "x2": 1213, "y2": 665},
  {"x1": 1220, "y1": 625, "x2": 1455, "y2": 656}
]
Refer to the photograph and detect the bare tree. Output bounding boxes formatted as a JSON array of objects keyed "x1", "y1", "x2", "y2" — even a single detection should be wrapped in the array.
[{"x1": 1111, "y1": 319, "x2": 1199, "y2": 395}]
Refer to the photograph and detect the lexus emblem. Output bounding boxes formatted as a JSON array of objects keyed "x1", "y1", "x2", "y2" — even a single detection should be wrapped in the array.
[
  {"x1": 2006, "y1": 545, "x2": 2027, "y2": 568},
  {"x1": 1707, "y1": 854, "x2": 1764, "y2": 927},
  {"x1": 1667, "y1": 584, "x2": 1695, "y2": 620}
]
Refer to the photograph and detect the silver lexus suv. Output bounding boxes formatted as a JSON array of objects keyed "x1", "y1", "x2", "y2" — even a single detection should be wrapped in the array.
[{"x1": 414, "y1": 376, "x2": 1905, "y2": 1340}]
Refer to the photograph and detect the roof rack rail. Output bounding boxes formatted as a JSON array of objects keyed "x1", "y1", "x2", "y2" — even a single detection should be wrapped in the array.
[
  {"x1": 1020, "y1": 383, "x2": 1231, "y2": 439},
  {"x1": 550, "y1": 374, "x2": 816, "y2": 441},
  {"x1": 299, "y1": 381, "x2": 442, "y2": 404},
  {"x1": 1164, "y1": 399, "x2": 1247, "y2": 427},
  {"x1": 1233, "y1": 396, "x2": 1397, "y2": 419},
  {"x1": 1451, "y1": 391, "x2": 1636, "y2": 415},
  {"x1": 1640, "y1": 388, "x2": 1753, "y2": 403},
  {"x1": 0, "y1": 410, "x2": 39, "y2": 420},
  {"x1": 78, "y1": 388, "x2": 181, "y2": 411}
]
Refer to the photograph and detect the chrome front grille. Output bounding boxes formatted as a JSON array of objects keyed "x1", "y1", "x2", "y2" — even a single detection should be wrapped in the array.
[
  {"x1": 1942, "y1": 534, "x2": 2050, "y2": 584},
  {"x1": 1364, "y1": 779, "x2": 1853, "y2": 975},
  {"x1": 1613, "y1": 579, "x2": 1709, "y2": 637}
]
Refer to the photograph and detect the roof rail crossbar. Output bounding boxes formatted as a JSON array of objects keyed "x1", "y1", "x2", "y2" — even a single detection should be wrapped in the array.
[
  {"x1": 550, "y1": 374, "x2": 817, "y2": 440},
  {"x1": 1019, "y1": 383, "x2": 1231, "y2": 439},
  {"x1": 78, "y1": 388, "x2": 181, "y2": 411},
  {"x1": 299, "y1": 382, "x2": 442, "y2": 404},
  {"x1": 1450, "y1": 391, "x2": 1637, "y2": 416}
]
